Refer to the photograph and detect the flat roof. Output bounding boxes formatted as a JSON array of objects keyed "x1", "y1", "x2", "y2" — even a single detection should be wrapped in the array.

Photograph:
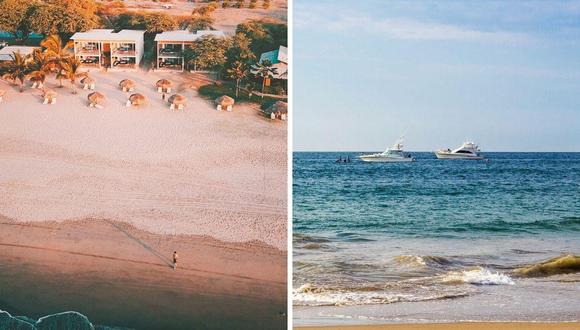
[
  {"x1": 0, "y1": 46, "x2": 39, "y2": 61},
  {"x1": 154, "y1": 30, "x2": 225, "y2": 42},
  {"x1": 259, "y1": 46, "x2": 288, "y2": 65},
  {"x1": 71, "y1": 29, "x2": 145, "y2": 42}
]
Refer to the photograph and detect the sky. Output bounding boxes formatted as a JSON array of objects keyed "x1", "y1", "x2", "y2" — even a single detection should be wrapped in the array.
[{"x1": 293, "y1": 0, "x2": 580, "y2": 152}]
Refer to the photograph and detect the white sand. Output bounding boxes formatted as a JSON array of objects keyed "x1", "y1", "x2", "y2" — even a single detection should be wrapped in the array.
[{"x1": 0, "y1": 69, "x2": 287, "y2": 250}]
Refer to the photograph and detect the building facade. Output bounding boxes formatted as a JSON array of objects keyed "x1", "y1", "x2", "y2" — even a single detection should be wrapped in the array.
[
  {"x1": 71, "y1": 29, "x2": 145, "y2": 71},
  {"x1": 154, "y1": 30, "x2": 225, "y2": 71}
]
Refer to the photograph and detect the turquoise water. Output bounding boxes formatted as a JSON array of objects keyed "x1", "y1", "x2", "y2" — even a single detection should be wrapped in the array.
[{"x1": 293, "y1": 152, "x2": 580, "y2": 319}]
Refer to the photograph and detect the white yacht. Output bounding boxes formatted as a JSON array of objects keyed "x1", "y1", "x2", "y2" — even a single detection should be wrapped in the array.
[
  {"x1": 435, "y1": 141, "x2": 484, "y2": 160},
  {"x1": 359, "y1": 138, "x2": 414, "y2": 162}
]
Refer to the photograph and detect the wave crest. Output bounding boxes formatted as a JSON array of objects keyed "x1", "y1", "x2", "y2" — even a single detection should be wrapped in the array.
[
  {"x1": 515, "y1": 254, "x2": 580, "y2": 277},
  {"x1": 440, "y1": 267, "x2": 514, "y2": 285}
]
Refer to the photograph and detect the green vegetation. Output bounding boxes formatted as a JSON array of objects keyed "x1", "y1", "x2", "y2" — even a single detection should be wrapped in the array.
[
  {"x1": 112, "y1": 12, "x2": 177, "y2": 34},
  {"x1": 0, "y1": 34, "x2": 79, "y2": 92},
  {"x1": 59, "y1": 57, "x2": 85, "y2": 94},
  {"x1": 0, "y1": 0, "x2": 98, "y2": 43},
  {"x1": 263, "y1": 0, "x2": 271, "y2": 10},
  {"x1": 190, "y1": 5, "x2": 217, "y2": 31},
  {"x1": 198, "y1": 83, "x2": 280, "y2": 107},
  {"x1": 3, "y1": 51, "x2": 28, "y2": 92},
  {"x1": 184, "y1": 36, "x2": 230, "y2": 71},
  {"x1": 227, "y1": 61, "x2": 249, "y2": 97},
  {"x1": 251, "y1": 59, "x2": 278, "y2": 97}
]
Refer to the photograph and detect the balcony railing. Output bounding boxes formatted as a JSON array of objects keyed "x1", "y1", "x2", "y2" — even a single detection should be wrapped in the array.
[
  {"x1": 112, "y1": 48, "x2": 136, "y2": 56},
  {"x1": 112, "y1": 63, "x2": 136, "y2": 69},
  {"x1": 77, "y1": 48, "x2": 100, "y2": 55},
  {"x1": 159, "y1": 47, "x2": 183, "y2": 57}
]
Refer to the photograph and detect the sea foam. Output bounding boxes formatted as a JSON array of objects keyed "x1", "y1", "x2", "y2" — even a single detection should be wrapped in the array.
[{"x1": 441, "y1": 267, "x2": 514, "y2": 285}]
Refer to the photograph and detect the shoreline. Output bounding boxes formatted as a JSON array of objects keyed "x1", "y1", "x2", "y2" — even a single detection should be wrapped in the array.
[
  {"x1": 0, "y1": 217, "x2": 286, "y2": 329},
  {"x1": 295, "y1": 322, "x2": 580, "y2": 330}
]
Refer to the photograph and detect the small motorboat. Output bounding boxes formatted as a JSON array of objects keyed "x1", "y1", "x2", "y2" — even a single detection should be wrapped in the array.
[
  {"x1": 359, "y1": 137, "x2": 414, "y2": 162},
  {"x1": 435, "y1": 141, "x2": 484, "y2": 160}
]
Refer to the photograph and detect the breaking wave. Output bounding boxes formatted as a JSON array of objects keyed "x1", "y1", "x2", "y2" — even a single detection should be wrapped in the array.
[
  {"x1": 514, "y1": 254, "x2": 580, "y2": 277},
  {"x1": 0, "y1": 310, "x2": 128, "y2": 330},
  {"x1": 293, "y1": 283, "x2": 469, "y2": 307},
  {"x1": 440, "y1": 267, "x2": 514, "y2": 285}
]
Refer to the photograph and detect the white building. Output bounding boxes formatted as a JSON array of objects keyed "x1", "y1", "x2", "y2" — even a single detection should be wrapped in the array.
[
  {"x1": 0, "y1": 46, "x2": 38, "y2": 61},
  {"x1": 70, "y1": 29, "x2": 145, "y2": 71},
  {"x1": 258, "y1": 45, "x2": 288, "y2": 80},
  {"x1": 154, "y1": 30, "x2": 225, "y2": 71}
]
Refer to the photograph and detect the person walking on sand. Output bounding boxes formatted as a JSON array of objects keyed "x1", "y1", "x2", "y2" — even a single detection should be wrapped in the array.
[{"x1": 173, "y1": 251, "x2": 178, "y2": 269}]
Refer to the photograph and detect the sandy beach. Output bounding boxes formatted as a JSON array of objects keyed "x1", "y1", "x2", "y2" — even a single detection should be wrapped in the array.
[
  {"x1": 0, "y1": 69, "x2": 287, "y2": 250},
  {"x1": 0, "y1": 69, "x2": 286, "y2": 328},
  {"x1": 296, "y1": 323, "x2": 580, "y2": 330},
  {"x1": 0, "y1": 216, "x2": 286, "y2": 329}
]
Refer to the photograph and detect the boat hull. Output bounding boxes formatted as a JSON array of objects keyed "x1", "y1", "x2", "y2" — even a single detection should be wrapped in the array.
[
  {"x1": 435, "y1": 152, "x2": 484, "y2": 160},
  {"x1": 359, "y1": 156, "x2": 414, "y2": 162}
]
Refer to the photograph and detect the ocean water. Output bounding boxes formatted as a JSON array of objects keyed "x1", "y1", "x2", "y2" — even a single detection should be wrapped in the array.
[{"x1": 293, "y1": 152, "x2": 580, "y2": 323}]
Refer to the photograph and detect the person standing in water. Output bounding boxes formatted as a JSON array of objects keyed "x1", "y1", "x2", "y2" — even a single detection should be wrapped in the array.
[{"x1": 172, "y1": 251, "x2": 178, "y2": 269}]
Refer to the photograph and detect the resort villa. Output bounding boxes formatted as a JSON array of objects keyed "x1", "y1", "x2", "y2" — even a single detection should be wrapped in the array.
[
  {"x1": 154, "y1": 30, "x2": 225, "y2": 71},
  {"x1": 259, "y1": 45, "x2": 288, "y2": 80},
  {"x1": 0, "y1": 46, "x2": 39, "y2": 61},
  {"x1": 71, "y1": 29, "x2": 145, "y2": 71}
]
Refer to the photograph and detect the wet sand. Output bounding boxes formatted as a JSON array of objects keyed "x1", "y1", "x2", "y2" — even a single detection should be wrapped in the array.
[
  {"x1": 0, "y1": 217, "x2": 287, "y2": 329},
  {"x1": 296, "y1": 323, "x2": 580, "y2": 330}
]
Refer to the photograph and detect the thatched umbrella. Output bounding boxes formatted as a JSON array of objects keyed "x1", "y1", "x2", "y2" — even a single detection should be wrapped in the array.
[
  {"x1": 81, "y1": 76, "x2": 95, "y2": 90},
  {"x1": 42, "y1": 89, "x2": 57, "y2": 105},
  {"x1": 267, "y1": 101, "x2": 288, "y2": 120},
  {"x1": 215, "y1": 95, "x2": 235, "y2": 111},
  {"x1": 168, "y1": 94, "x2": 186, "y2": 110},
  {"x1": 0, "y1": 89, "x2": 5, "y2": 102},
  {"x1": 88, "y1": 92, "x2": 105, "y2": 108},
  {"x1": 127, "y1": 93, "x2": 146, "y2": 107},
  {"x1": 119, "y1": 79, "x2": 136, "y2": 92},
  {"x1": 29, "y1": 76, "x2": 44, "y2": 89},
  {"x1": 156, "y1": 79, "x2": 172, "y2": 93}
]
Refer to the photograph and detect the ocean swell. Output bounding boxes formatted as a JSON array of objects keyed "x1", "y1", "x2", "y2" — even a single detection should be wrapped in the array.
[{"x1": 514, "y1": 254, "x2": 580, "y2": 277}]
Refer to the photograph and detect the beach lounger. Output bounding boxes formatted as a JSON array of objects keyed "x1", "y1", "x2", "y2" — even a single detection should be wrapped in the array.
[
  {"x1": 178, "y1": 104, "x2": 184, "y2": 110},
  {"x1": 217, "y1": 105, "x2": 222, "y2": 111},
  {"x1": 226, "y1": 105, "x2": 232, "y2": 112},
  {"x1": 271, "y1": 112, "x2": 276, "y2": 119},
  {"x1": 126, "y1": 100, "x2": 132, "y2": 107},
  {"x1": 50, "y1": 98, "x2": 56, "y2": 105}
]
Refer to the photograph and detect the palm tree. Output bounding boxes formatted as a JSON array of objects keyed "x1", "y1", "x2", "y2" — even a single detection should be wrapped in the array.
[
  {"x1": 41, "y1": 35, "x2": 74, "y2": 60},
  {"x1": 60, "y1": 57, "x2": 85, "y2": 94},
  {"x1": 252, "y1": 60, "x2": 278, "y2": 98},
  {"x1": 227, "y1": 61, "x2": 248, "y2": 98},
  {"x1": 5, "y1": 51, "x2": 29, "y2": 93},
  {"x1": 41, "y1": 35, "x2": 73, "y2": 87},
  {"x1": 27, "y1": 49, "x2": 51, "y2": 88}
]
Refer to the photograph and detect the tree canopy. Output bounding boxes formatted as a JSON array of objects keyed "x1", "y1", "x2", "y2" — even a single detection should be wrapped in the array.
[
  {"x1": 235, "y1": 20, "x2": 287, "y2": 56},
  {"x1": 185, "y1": 36, "x2": 231, "y2": 71},
  {"x1": 113, "y1": 12, "x2": 177, "y2": 34},
  {"x1": 0, "y1": 0, "x2": 99, "y2": 42}
]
